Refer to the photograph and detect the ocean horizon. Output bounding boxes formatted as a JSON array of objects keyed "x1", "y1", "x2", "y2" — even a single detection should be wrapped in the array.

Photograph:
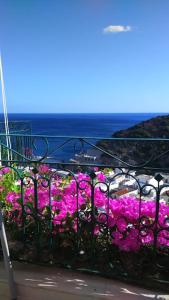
[{"x1": 0, "y1": 113, "x2": 167, "y2": 137}]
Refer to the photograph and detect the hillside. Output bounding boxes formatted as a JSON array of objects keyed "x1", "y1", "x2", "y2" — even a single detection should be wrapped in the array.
[{"x1": 97, "y1": 114, "x2": 169, "y2": 169}]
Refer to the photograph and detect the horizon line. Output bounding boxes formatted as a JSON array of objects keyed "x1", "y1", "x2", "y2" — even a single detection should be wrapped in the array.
[{"x1": 0, "y1": 112, "x2": 168, "y2": 114}]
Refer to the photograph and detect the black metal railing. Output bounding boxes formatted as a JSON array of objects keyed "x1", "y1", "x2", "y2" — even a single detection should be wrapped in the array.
[{"x1": 0, "y1": 134, "x2": 169, "y2": 290}]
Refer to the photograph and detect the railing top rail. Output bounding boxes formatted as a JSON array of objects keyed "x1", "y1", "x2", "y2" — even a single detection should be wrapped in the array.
[{"x1": 0, "y1": 133, "x2": 169, "y2": 142}]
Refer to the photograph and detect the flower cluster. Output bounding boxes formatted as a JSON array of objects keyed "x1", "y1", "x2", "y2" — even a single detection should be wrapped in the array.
[{"x1": 1, "y1": 165, "x2": 169, "y2": 252}]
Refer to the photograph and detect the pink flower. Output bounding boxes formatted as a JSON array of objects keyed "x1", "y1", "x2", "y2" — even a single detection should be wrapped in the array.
[
  {"x1": 38, "y1": 164, "x2": 50, "y2": 174},
  {"x1": 6, "y1": 191, "x2": 20, "y2": 203},
  {"x1": 97, "y1": 172, "x2": 106, "y2": 182},
  {"x1": 2, "y1": 167, "x2": 11, "y2": 174}
]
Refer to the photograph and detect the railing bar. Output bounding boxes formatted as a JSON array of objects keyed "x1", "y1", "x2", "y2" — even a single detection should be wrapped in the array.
[{"x1": 0, "y1": 133, "x2": 169, "y2": 142}]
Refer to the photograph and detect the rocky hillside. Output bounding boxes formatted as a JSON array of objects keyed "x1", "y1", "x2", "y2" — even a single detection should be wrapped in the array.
[
  {"x1": 113, "y1": 114, "x2": 169, "y2": 138},
  {"x1": 97, "y1": 114, "x2": 169, "y2": 169}
]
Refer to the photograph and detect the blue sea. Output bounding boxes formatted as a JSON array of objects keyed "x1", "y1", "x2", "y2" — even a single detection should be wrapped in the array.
[
  {"x1": 0, "y1": 113, "x2": 167, "y2": 161},
  {"x1": 0, "y1": 113, "x2": 165, "y2": 136}
]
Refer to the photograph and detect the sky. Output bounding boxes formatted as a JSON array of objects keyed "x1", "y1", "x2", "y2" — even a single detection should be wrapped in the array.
[{"x1": 0, "y1": 0, "x2": 169, "y2": 113}]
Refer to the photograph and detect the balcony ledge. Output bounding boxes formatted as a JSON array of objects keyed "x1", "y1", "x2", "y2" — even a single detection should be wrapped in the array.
[{"x1": 0, "y1": 261, "x2": 169, "y2": 300}]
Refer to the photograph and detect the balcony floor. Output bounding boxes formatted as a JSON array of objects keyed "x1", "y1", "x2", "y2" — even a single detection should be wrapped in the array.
[{"x1": 0, "y1": 261, "x2": 168, "y2": 300}]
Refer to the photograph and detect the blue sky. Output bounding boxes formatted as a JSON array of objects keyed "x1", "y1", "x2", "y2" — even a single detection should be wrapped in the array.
[{"x1": 0, "y1": 0, "x2": 169, "y2": 113}]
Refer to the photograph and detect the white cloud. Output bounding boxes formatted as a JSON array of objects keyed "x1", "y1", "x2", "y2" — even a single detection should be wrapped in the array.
[{"x1": 103, "y1": 25, "x2": 132, "y2": 33}]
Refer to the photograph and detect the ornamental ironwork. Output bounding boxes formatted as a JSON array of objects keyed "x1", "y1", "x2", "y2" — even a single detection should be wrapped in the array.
[{"x1": 0, "y1": 134, "x2": 169, "y2": 291}]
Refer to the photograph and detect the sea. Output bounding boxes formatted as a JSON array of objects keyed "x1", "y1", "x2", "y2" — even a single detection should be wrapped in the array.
[
  {"x1": 0, "y1": 113, "x2": 165, "y2": 136},
  {"x1": 0, "y1": 113, "x2": 167, "y2": 161}
]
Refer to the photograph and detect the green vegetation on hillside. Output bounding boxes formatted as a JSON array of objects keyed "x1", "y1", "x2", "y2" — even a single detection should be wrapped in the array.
[{"x1": 97, "y1": 114, "x2": 169, "y2": 168}]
